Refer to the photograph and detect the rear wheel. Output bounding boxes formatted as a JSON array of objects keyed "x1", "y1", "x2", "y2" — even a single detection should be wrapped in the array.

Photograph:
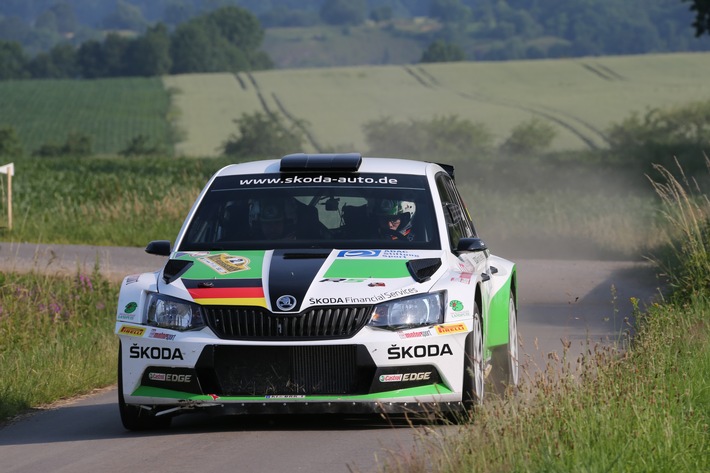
[
  {"x1": 490, "y1": 293, "x2": 519, "y2": 396},
  {"x1": 462, "y1": 302, "x2": 484, "y2": 408},
  {"x1": 118, "y1": 342, "x2": 172, "y2": 431}
]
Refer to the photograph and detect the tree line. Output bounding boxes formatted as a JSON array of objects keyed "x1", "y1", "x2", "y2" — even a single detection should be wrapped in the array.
[
  {"x1": 0, "y1": 6, "x2": 271, "y2": 80},
  {"x1": 1, "y1": 0, "x2": 709, "y2": 78}
]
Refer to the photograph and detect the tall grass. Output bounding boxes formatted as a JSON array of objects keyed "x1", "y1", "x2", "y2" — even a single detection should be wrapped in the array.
[
  {"x1": 0, "y1": 269, "x2": 119, "y2": 421},
  {"x1": 380, "y1": 300, "x2": 708, "y2": 472},
  {"x1": 378, "y1": 162, "x2": 710, "y2": 472},
  {"x1": 0, "y1": 155, "x2": 234, "y2": 246},
  {"x1": 647, "y1": 157, "x2": 710, "y2": 299}
]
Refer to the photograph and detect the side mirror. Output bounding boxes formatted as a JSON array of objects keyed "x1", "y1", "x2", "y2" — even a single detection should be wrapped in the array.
[
  {"x1": 145, "y1": 240, "x2": 171, "y2": 256},
  {"x1": 456, "y1": 237, "x2": 487, "y2": 253}
]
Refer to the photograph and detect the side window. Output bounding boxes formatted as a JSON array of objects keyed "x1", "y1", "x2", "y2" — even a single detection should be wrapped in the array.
[
  {"x1": 449, "y1": 181, "x2": 477, "y2": 237},
  {"x1": 436, "y1": 173, "x2": 473, "y2": 249}
]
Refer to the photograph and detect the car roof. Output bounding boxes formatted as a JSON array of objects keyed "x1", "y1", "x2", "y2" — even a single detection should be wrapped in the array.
[{"x1": 213, "y1": 155, "x2": 444, "y2": 178}]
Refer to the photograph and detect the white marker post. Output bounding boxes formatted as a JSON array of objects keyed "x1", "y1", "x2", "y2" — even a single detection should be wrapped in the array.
[{"x1": 0, "y1": 163, "x2": 13, "y2": 230}]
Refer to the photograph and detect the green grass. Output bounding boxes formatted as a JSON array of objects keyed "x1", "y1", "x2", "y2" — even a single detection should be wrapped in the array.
[
  {"x1": 0, "y1": 155, "x2": 234, "y2": 246},
  {"x1": 380, "y1": 299, "x2": 709, "y2": 473},
  {"x1": 0, "y1": 77, "x2": 174, "y2": 155},
  {"x1": 0, "y1": 269, "x2": 119, "y2": 421}
]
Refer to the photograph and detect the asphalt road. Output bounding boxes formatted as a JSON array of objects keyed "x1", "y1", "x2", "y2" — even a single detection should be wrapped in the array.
[{"x1": 0, "y1": 242, "x2": 662, "y2": 473}]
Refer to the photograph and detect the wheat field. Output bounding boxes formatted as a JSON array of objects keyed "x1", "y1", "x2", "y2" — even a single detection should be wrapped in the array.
[{"x1": 164, "y1": 52, "x2": 710, "y2": 156}]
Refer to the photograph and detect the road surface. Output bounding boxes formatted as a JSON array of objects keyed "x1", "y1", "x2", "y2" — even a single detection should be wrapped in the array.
[{"x1": 0, "y1": 242, "x2": 662, "y2": 473}]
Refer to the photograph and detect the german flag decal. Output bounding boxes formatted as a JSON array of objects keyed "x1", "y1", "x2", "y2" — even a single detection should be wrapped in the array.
[{"x1": 182, "y1": 279, "x2": 266, "y2": 307}]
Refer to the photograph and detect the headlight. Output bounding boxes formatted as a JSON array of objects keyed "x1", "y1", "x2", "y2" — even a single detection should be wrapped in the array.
[
  {"x1": 146, "y1": 293, "x2": 205, "y2": 331},
  {"x1": 369, "y1": 292, "x2": 445, "y2": 331}
]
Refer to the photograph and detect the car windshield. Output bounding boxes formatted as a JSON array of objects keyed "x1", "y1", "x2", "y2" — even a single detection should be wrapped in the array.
[{"x1": 179, "y1": 172, "x2": 440, "y2": 251}]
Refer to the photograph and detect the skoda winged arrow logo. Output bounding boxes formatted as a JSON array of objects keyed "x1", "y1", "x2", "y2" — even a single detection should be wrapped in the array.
[{"x1": 276, "y1": 295, "x2": 297, "y2": 311}]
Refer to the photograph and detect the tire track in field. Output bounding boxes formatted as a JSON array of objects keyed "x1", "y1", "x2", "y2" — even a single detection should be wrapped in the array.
[
  {"x1": 409, "y1": 65, "x2": 609, "y2": 150},
  {"x1": 414, "y1": 66, "x2": 441, "y2": 87},
  {"x1": 234, "y1": 72, "x2": 248, "y2": 90},
  {"x1": 404, "y1": 66, "x2": 433, "y2": 88},
  {"x1": 243, "y1": 72, "x2": 323, "y2": 152},
  {"x1": 271, "y1": 92, "x2": 324, "y2": 152},
  {"x1": 243, "y1": 72, "x2": 277, "y2": 118},
  {"x1": 595, "y1": 64, "x2": 625, "y2": 81},
  {"x1": 579, "y1": 62, "x2": 626, "y2": 82}
]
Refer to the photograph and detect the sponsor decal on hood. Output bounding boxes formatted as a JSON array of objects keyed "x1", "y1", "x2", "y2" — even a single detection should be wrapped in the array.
[
  {"x1": 175, "y1": 251, "x2": 265, "y2": 280},
  {"x1": 174, "y1": 251, "x2": 267, "y2": 307},
  {"x1": 323, "y1": 258, "x2": 410, "y2": 279},
  {"x1": 170, "y1": 249, "x2": 443, "y2": 311}
]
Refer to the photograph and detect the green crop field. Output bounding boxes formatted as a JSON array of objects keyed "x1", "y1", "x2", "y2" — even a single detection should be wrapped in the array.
[
  {"x1": 0, "y1": 78, "x2": 173, "y2": 155},
  {"x1": 165, "y1": 52, "x2": 710, "y2": 157},
  {"x1": 2, "y1": 53, "x2": 709, "y2": 160}
]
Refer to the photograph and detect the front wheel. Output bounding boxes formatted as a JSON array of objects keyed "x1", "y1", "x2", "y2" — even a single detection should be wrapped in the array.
[
  {"x1": 118, "y1": 342, "x2": 172, "y2": 431},
  {"x1": 462, "y1": 302, "x2": 484, "y2": 408},
  {"x1": 490, "y1": 293, "x2": 519, "y2": 396}
]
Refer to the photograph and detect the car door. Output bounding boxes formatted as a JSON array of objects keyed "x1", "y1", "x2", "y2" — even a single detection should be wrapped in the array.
[{"x1": 435, "y1": 172, "x2": 492, "y2": 318}]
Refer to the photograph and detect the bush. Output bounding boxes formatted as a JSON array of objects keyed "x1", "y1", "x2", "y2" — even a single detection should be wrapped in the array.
[
  {"x1": 420, "y1": 40, "x2": 465, "y2": 63},
  {"x1": 33, "y1": 132, "x2": 92, "y2": 157},
  {"x1": 363, "y1": 115, "x2": 493, "y2": 160},
  {"x1": 0, "y1": 126, "x2": 23, "y2": 157},
  {"x1": 119, "y1": 134, "x2": 164, "y2": 157},
  {"x1": 648, "y1": 158, "x2": 710, "y2": 302},
  {"x1": 500, "y1": 117, "x2": 557, "y2": 157},
  {"x1": 607, "y1": 100, "x2": 710, "y2": 173},
  {"x1": 222, "y1": 112, "x2": 306, "y2": 159}
]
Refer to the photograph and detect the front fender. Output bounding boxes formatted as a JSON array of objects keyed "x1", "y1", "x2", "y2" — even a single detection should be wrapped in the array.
[
  {"x1": 486, "y1": 256, "x2": 516, "y2": 348},
  {"x1": 115, "y1": 271, "x2": 159, "y2": 328}
]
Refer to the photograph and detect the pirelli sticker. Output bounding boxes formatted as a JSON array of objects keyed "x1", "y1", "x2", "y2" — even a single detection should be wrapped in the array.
[
  {"x1": 435, "y1": 323, "x2": 467, "y2": 335},
  {"x1": 119, "y1": 325, "x2": 146, "y2": 337},
  {"x1": 198, "y1": 254, "x2": 250, "y2": 274}
]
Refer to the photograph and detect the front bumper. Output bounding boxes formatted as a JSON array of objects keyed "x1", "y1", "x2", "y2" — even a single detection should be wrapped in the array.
[{"x1": 119, "y1": 333, "x2": 468, "y2": 415}]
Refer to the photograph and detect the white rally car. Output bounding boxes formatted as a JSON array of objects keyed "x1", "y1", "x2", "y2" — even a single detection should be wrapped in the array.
[{"x1": 116, "y1": 153, "x2": 518, "y2": 429}]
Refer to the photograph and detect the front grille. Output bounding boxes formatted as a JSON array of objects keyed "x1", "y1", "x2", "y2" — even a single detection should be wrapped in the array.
[
  {"x1": 196, "y1": 345, "x2": 375, "y2": 396},
  {"x1": 203, "y1": 305, "x2": 373, "y2": 340}
]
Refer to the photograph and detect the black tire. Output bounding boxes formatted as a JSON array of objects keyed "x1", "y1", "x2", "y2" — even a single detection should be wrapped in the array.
[
  {"x1": 118, "y1": 342, "x2": 172, "y2": 431},
  {"x1": 490, "y1": 293, "x2": 519, "y2": 397},
  {"x1": 462, "y1": 302, "x2": 484, "y2": 408}
]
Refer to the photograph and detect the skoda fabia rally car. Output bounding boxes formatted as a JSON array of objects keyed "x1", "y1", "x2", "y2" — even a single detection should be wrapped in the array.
[{"x1": 115, "y1": 153, "x2": 518, "y2": 430}]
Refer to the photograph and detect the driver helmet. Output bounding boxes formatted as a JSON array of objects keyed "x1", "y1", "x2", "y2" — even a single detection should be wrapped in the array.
[{"x1": 375, "y1": 199, "x2": 415, "y2": 219}]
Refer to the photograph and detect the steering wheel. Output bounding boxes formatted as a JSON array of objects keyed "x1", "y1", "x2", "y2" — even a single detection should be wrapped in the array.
[{"x1": 384, "y1": 229, "x2": 404, "y2": 240}]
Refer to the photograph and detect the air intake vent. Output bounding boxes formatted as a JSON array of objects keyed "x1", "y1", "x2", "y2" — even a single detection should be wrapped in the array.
[
  {"x1": 280, "y1": 153, "x2": 362, "y2": 172},
  {"x1": 199, "y1": 344, "x2": 376, "y2": 396},
  {"x1": 407, "y1": 258, "x2": 442, "y2": 283},
  {"x1": 162, "y1": 259, "x2": 193, "y2": 284}
]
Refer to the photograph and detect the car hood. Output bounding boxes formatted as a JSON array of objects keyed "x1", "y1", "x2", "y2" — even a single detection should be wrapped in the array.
[{"x1": 156, "y1": 249, "x2": 446, "y2": 313}]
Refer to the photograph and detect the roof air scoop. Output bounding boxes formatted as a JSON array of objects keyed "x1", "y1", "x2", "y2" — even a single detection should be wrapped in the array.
[
  {"x1": 406, "y1": 258, "x2": 442, "y2": 283},
  {"x1": 280, "y1": 153, "x2": 362, "y2": 172}
]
